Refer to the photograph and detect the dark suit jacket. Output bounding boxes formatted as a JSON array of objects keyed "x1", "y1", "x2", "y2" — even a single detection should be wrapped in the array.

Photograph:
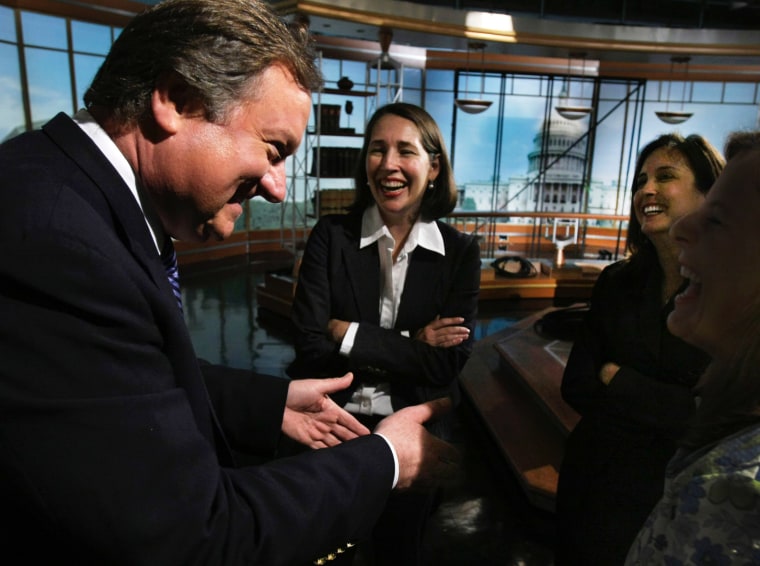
[
  {"x1": 288, "y1": 212, "x2": 481, "y2": 412},
  {"x1": 0, "y1": 113, "x2": 393, "y2": 565}
]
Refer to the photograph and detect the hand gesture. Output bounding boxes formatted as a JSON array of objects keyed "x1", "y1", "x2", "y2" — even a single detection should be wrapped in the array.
[
  {"x1": 327, "y1": 318, "x2": 350, "y2": 343},
  {"x1": 599, "y1": 362, "x2": 621, "y2": 385},
  {"x1": 283, "y1": 373, "x2": 370, "y2": 449},
  {"x1": 414, "y1": 316, "x2": 470, "y2": 348},
  {"x1": 374, "y1": 397, "x2": 463, "y2": 490}
]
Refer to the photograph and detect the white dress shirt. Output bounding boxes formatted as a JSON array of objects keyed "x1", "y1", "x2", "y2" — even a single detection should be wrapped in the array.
[
  {"x1": 341, "y1": 204, "x2": 445, "y2": 416},
  {"x1": 72, "y1": 109, "x2": 164, "y2": 255}
]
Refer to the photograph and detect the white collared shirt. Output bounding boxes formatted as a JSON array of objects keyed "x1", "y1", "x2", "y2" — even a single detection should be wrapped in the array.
[
  {"x1": 72, "y1": 109, "x2": 164, "y2": 255},
  {"x1": 342, "y1": 204, "x2": 445, "y2": 416}
]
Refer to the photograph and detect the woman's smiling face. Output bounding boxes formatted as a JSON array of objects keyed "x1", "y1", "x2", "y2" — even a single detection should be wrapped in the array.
[
  {"x1": 365, "y1": 114, "x2": 438, "y2": 225},
  {"x1": 633, "y1": 147, "x2": 707, "y2": 243},
  {"x1": 669, "y1": 148, "x2": 760, "y2": 358}
]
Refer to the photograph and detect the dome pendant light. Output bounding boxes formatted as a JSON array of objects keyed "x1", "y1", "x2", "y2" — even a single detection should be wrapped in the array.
[
  {"x1": 655, "y1": 56, "x2": 693, "y2": 125},
  {"x1": 555, "y1": 51, "x2": 593, "y2": 120},
  {"x1": 455, "y1": 42, "x2": 492, "y2": 115}
]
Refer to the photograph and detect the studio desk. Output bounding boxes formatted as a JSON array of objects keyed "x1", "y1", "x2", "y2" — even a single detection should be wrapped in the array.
[
  {"x1": 478, "y1": 259, "x2": 601, "y2": 303},
  {"x1": 460, "y1": 262, "x2": 604, "y2": 513}
]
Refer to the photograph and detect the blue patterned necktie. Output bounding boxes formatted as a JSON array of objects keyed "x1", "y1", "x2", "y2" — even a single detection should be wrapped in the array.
[{"x1": 160, "y1": 237, "x2": 183, "y2": 312}]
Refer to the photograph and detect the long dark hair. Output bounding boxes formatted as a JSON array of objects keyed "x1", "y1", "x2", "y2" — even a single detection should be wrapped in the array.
[
  {"x1": 626, "y1": 133, "x2": 724, "y2": 272},
  {"x1": 350, "y1": 102, "x2": 458, "y2": 221},
  {"x1": 681, "y1": 131, "x2": 760, "y2": 450}
]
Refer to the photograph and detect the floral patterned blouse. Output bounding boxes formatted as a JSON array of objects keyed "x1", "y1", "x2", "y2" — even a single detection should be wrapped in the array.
[{"x1": 626, "y1": 423, "x2": 760, "y2": 565}]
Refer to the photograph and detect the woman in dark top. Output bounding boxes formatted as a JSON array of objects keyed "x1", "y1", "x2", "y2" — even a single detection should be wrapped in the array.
[{"x1": 554, "y1": 133, "x2": 724, "y2": 565}]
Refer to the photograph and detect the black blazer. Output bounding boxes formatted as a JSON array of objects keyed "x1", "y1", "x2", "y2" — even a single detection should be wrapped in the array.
[
  {"x1": 0, "y1": 113, "x2": 393, "y2": 565},
  {"x1": 555, "y1": 258, "x2": 711, "y2": 564},
  {"x1": 561, "y1": 259, "x2": 709, "y2": 429},
  {"x1": 288, "y1": 212, "x2": 481, "y2": 411}
]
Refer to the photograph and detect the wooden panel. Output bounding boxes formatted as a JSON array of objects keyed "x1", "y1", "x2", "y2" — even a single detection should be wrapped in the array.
[
  {"x1": 459, "y1": 323, "x2": 566, "y2": 512},
  {"x1": 459, "y1": 307, "x2": 582, "y2": 512},
  {"x1": 494, "y1": 325, "x2": 580, "y2": 435},
  {"x1": 479, "y1": 265, "x2": 597, "y2": 303}
]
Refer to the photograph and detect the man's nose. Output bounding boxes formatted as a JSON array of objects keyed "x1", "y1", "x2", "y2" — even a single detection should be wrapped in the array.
[{"x1": 260, "y1": 162, "x2": 287, "y2": 203}]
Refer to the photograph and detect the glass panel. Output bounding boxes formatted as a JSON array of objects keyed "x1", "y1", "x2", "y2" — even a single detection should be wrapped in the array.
[
  {"x1": 0, "y1": 42, "x2": 25, "y2": 141},
  {"x1": 71, "y1": 21, "x2": 112, "y2": 55},
  {"x1": 692, "y1": 81, "x2": 723, "y2": 103},
  {"x1": 0, "y1": 6, "x2": 16, "y2": 42},
  {"x1": 401, "y1": 89, "x2": 421, "y2": 106},
  {"x1": 643, "y1": 99, "x2": 758, "y2": 156},
  {"x1": 403, "y1": 67, "x2": 422, "y2": 89},
  {"x1": 599, "y1": 81, "x2": 629, "y2": 101},
  {"x1": 74, "y1": 53, "x2": 105, "y2": 108},
  {"x1": 590, "y1": 88, "x2": 644, "y2": 222},
  {"x1": 320, "y1": 58, "x2": 340, "y2": 87},
  {"x1": 25, "y1": 47, "x2": 72, "y2": 123},
  {"x1": 425, "y1": 88, "x2": 454, "y2": 154},
  {"x1": 368, "y1": 66, "x2": 402, "y2": 108},
  {"x1": 453, "y1": 90, "x2": 500, "y2": 211},
  {"x1": 512, "y1": 75, "x2": 542, "y2": 96},
  {"x1": 426, "y1": 69, "x2": 453, "y2": 91},
  {"x1": 724, "y1": 82, "x2": 756, "y2": 104},
  {"x1": 21, "y1": 12, "x2": 67, "y2": 49},
  {"x1": 341, "y1": 59, "x2": 366, "y2": 90}
]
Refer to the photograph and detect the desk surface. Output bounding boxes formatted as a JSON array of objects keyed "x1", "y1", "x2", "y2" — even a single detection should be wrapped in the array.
[
  {"x1": 459, "y1": 307, "x2": 581, "y2": 512},
  {"x1": 479, "y1": 261, "x2": 602, "y2": 302},
  {"x1": 494, "y1": 324, "x2": 580, "y2": 435}
]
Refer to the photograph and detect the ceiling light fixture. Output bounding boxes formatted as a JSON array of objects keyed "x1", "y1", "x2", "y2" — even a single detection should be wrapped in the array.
[
  {"x1": 555, "y1": 51, "x2": 593, "y2": 120},
  {"x1": 455, "y1": 42, "x2": 492, "y2": 115},
  {"x1": 369, "y1": 27, "x2": 403, "y2": 105},
  {"x1": 655, "y1": 56, "x2": 693, "y2": 125}
]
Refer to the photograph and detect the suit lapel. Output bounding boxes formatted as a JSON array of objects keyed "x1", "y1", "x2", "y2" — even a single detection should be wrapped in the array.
[
  {"x1": 396, "y1": 247, "x2": 443, "y2": 329},
  {"x1": 43, "y1": 114, "x2": 166, "y2": 292},
  {"x1": 343, "y1": 240, "x2": 381, "y2": 325},
  {"x1": 42, "y1": 114, "x2": 228, "y2": 461}
]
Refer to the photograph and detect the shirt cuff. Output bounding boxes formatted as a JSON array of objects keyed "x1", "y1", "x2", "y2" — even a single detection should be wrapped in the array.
[
  {"x1": 373, "y1": 432, "x2": 399, "y2": 489},
  {"x1": 339, "y1": 321, "x2": 359, "y2": 356}
]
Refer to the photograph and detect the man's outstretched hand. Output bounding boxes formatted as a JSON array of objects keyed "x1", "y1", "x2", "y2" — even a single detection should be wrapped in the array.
[
  {"x1": 283, "y1": 373, "x2": 370, "y2": 449},
  {"x1": 374, "y1": 397, "x2": 463, "y2": 490}
]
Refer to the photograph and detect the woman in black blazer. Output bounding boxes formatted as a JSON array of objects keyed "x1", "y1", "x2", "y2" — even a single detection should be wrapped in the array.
[{"x1": 289, "y1": 102, "x2": 481, "y2": 565}]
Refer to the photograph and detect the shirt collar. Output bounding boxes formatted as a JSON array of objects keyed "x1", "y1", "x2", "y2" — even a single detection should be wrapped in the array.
[
  {"x1": 72, "y1": 109, "x2": 164, "y2": 254},
  {"x1": 359, "y1": 204, "x2": 445, "y2": 256}
]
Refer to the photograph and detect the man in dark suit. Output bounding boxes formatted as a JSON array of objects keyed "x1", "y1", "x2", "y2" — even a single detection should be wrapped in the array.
[{"x1": 0, "y1": 1, "x2": 458, "y2": 564}]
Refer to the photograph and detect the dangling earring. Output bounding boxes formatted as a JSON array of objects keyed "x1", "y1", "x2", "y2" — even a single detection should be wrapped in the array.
[{"x1": 427, "y1": 180, "x2": 435, "y2": 192}]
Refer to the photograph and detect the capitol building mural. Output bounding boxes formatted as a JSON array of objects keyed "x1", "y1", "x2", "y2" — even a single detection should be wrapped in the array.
[{"x1": 459, "y1": 113, "x2": 626, "y2": 226}]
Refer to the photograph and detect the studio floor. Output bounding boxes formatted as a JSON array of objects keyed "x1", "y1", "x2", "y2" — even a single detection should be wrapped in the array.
[{"x1": 181, "y1": 262, "x2": 558, "y2": 565}]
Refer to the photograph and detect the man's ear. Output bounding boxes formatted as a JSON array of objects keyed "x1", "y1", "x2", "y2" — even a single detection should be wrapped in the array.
[{"x1": 151, "y1": 71, "x2": 203, "y2": 135}]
